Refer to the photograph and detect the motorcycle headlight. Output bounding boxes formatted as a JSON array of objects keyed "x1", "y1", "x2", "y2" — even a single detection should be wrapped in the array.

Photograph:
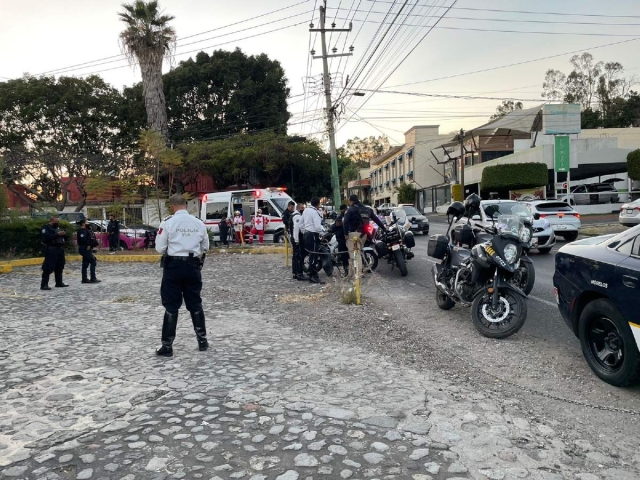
[
  {"x1": 504, "y1": 243, "x2": 518, "y2": 264},
  {"x1": 520, "y1": 227, "x2": 531, "y2": 243}
]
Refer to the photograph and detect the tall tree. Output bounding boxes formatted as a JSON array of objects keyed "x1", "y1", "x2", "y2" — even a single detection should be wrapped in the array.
[
  {"x1": 0, "y1": 75, "x2": 140, "y2": 211},
  {"x1": 179, "y1": 132, "x2": 331, "y2": 201},
  {"x1": 119, "y1": 0, "x2": 176, "y2": 141},
  {"x1": 339, "y1": 135, "x2": 391, "y2": 164},
  {"x1": 490, "y1": 100, "x2": 523, "y2": 120}
]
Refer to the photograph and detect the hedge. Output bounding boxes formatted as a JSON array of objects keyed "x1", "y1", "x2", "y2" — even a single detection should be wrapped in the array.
[
  {"x1": 628, "y1": 149, "x2": 640, "y2": 181},
  {"x1": 0, "y1": 220, "x2": 77, "y2": 257},
  {"x1": 481, "y1": 162, "x2": 549, "y2": 192}
]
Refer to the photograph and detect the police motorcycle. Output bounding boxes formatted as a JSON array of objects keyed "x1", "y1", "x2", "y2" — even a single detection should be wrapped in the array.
[
  {"x1": 428, "y1": 201, "x2": 529, "y2": 339},
  {"x1": 305, "y1": 229, "x2": 379, "y2": 277},
  {"x1": 373, "y1": 211, "x2": 415, "y2": 277},
  {"x1": 451, "y1": 195, "x2": 536, "y2": 296}
]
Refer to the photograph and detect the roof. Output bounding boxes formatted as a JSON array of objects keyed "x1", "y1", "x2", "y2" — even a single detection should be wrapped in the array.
[
  {"x1": 370, "y1": 146, "x2": 403, "y2": 166},
  {"x1": 439, "y1": 104, "x2": 545, "y2": 150}
]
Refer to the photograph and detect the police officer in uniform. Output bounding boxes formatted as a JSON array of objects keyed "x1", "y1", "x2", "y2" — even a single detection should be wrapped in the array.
[
  {"x1": 302, "y1": 197, "x2": 325, "y2": 284},
  {"x1": 343, "y1": 195, "x2": 386, "y2": 280},
  {"x1": 77, "y1": 218, "x2": 101, "y2": 284},
  {"x1": 290, "y1": 203, "x2": 308, "y2": 281},
  {"x1": 332, "y1": 204, "x2": 349, "y2": 277},
  {"x1": 40, "y1": 215, "x2": 68, "y2": 290},
  {"x1": 155, "y1": 194, "x2": 210, "y2": 357},
  {"x1": 282, "y1": 201, "x2": 295, "y2": 239}
]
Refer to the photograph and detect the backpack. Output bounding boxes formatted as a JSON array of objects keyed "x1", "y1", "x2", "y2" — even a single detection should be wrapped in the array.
[{"x1": 353, "y1": 204, "x2": 371, "y2": 233}]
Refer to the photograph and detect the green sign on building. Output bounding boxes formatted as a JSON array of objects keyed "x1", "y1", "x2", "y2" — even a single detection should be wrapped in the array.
[{"x1": 555, "y1": 136, "x2": 570, "y2": 173}]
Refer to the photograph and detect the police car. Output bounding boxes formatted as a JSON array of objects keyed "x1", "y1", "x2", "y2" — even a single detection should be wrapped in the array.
[{"x1": 553, "y1": 225, "x2": 640, "y2": 386}]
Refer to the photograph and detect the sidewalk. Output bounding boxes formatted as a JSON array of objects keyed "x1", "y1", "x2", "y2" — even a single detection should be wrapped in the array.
[{"x1": 0, "y1": 255, "x2": 633, "y2": 479}]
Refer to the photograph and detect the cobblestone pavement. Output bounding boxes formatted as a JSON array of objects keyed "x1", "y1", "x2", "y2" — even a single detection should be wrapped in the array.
[{"x1": 0, "y1": 255, "x2": 637, "y2": 480}]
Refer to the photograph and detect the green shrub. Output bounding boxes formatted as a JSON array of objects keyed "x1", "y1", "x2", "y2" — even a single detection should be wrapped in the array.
[
  {"x1": 0, "y1": 220, "x2": 77, "y2": 257},
  {"x1": 394, "y1": 183, "x2": 416, "y2": 204},
  {"x1": 481, "y1": 162, "x2": 549, "y2": 193},
  {"x1": 628, "y1": 149, "x2": 640, "y2": 181}
]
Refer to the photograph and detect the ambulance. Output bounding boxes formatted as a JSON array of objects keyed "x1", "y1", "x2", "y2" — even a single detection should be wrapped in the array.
[{"x1": 198, "y1": 188, "x2": 293, "y2": 243}]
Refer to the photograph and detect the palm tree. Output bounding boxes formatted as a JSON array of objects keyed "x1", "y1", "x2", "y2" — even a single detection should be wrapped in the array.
[{"x1": 119, "y1": 1, "x2": 176, "y2": 142}]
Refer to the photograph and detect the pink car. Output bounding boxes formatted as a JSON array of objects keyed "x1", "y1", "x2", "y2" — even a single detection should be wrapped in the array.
[{"x1": 85, "y1": 220, "x2": 148, "y2": 250}]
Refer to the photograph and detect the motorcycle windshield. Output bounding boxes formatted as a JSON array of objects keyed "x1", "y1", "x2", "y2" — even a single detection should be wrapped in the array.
[{"x1": 495, "y1": 215, "x2": 524, "y2": 240}]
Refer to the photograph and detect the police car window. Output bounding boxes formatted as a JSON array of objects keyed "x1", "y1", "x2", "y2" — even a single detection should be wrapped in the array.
[
  {"x1": 206, "y1": 202, "x2": 228, "y2": 220},
  {"x1": 617, "y1": 239, "x2": 634, "y2": 256},
  {"x1": 632, "y1": 236, "x2": 640, "y2": 257}
]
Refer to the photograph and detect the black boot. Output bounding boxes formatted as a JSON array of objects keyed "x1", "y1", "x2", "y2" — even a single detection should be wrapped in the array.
[
  {"x1": 81, "y1": 278, "x2": 90, "y2": 284},
  {"x1": 156, "y1": 311, "x2": 177, "y2": 357},
  {"x1": 89, "y1": 278, "x2": 101, "y2": 283},
  {"x1": 41, "y1": 272, "x2": 51, "y2": 290},
  {"x1": 190, "y1": 310, "x2": 208, "y2": 351},
  {"x1": 54, "y1": 271, "x2": 68, "y2": 288}
]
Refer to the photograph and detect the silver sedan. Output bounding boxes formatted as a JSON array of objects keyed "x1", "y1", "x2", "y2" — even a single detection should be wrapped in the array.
[{"x1": 619, "y1": 199, "x2": 640, "y2": 226}]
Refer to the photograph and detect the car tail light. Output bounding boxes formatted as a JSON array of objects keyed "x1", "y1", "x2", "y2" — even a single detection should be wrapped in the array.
[
  {"x1": 553, "y1": 287, "x2": 560, "y2": 305},
  {"x1": 558, "y1": 213, "x2": 564, "y2": 218},
  {"x1": 636, "y1": 207, "x2": 640, "y2": 211},
  {"x1": 573, "y1": 213, "x2": 580, "y2": 218},
  {"x1": 539, "y1": 214, "x2": 547, "y2": 218}
]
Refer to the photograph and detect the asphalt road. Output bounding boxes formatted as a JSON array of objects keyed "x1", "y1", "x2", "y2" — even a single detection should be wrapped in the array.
[
  {"x1": 363, "y1": 222, "x2": 640, "y2": 414},
  {"x1": 423, "y1": 222, "x2": 570, "y2": 347}
]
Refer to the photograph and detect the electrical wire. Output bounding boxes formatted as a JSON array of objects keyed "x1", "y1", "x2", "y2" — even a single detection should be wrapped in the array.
[
  {"x1": 362, "y1": 1, "x2": 640, "y2": 19},
  {"x1": 33, "y1": 0, "x2": 313, "y2": 77}
]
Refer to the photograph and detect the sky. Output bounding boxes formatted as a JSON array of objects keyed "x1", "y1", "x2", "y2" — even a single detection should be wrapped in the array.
[{"x1": 2, "y1": 0, "x2": 640, "y2": 149}]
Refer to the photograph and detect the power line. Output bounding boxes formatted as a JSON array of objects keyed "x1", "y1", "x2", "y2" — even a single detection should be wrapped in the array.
[
  {"x1": 329, "y1": 7, "x2": 640, "y2": 26},
  {"x1": 339, "y1": 0, "x2": 458, "y2": 131},
  {"x1": 362, "y1": 1, "x2": 640, "y2": 19},
  {"x1": 331, "y1": 16, "x2": 640, "y2": 36},
  {"x1": 39, "y1": 13, "x2": 313, "y2": 78},
  {"x1": 385, "y1": 37, "x2": 640, "y2": 89},
  {"x1": 350, "y1": 88, "x2": 544, "y2": 101},
  {"x1": 33, "y1": 0, "x2": 313, "y2": 77}
]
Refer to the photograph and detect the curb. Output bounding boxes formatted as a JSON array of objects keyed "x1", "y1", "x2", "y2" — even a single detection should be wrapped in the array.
[{"x1": 0, "y1": 248, "x2": 285, "y2": 274}]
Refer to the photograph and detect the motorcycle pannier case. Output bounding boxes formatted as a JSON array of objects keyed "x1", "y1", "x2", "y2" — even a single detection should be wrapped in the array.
[
  {"x1": 452, "y1": 224, "x2": 474, "y2": 247},
  {"x1": 427, "y1": 234, "x2": 448, "y2": 260},
  {"x1": 374, "y1": 240, "x2": 387, "y2": 258},
  {"x1": 404, "y1": 231, "x2": 416, "y2": 248}
]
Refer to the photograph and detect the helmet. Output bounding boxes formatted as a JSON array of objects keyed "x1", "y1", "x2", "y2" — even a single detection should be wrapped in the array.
[
  {"x1": 234, "y1": 210, "x2": 240, "y2": 215},
  {"x1": 446, "y1": 201, "x2": 465, "y2": 219},
  {"x1": 464, "y1": 194, "x2": 481, "y2": 215}
]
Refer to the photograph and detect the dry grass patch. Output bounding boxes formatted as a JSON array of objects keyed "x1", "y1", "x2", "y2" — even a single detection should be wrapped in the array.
[{"x1": 276, "y1": 291, "x2": 330, "y2": 304}]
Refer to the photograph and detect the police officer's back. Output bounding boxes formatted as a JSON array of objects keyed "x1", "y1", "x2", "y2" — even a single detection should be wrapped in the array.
[
  {"x1": 155, "y1": 194, "x2": 210, "y2": 357},
  {"x1": 40, "y1": 215, "x2": 68, "y2": 290}
]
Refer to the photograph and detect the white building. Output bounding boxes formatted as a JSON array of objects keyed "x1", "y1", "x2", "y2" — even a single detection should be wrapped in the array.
[{"x1": 369, "y1": 125, "x2": 451, "y2": 211}]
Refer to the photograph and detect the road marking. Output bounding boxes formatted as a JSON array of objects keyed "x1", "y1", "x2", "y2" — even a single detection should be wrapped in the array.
[{"x1": 529, "y1": 295, "x2": 557, "y2": 307}]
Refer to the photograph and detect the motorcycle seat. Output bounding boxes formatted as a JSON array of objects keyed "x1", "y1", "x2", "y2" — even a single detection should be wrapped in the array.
[{"x1": 453, "y1": 247, "x2": 471, "y2": 258}]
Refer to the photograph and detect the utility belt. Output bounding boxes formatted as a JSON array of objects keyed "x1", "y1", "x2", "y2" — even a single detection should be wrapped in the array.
[
  {"x1": 44, "y1": 244, "x2": 64, "y2": 249},
  {"x1": 161, "y1": 254, "x2": 205, "y2": 270}
]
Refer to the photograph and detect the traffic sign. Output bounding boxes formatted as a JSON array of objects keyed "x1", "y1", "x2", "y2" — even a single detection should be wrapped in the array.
[{"x1": 555, "y1": 136, "x2": 570, "y2": 173}]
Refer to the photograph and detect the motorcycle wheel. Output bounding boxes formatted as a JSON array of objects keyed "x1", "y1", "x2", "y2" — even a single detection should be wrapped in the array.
[
  {"x1": 435, "y1": 289, "x2": 455, "y2": 310},
  {"x1": 511, "y1": 259, "x2": 535, "y2": 295},
  {"x1": 471, "y1": 288, "x2": 527, "y2": 339},
  {"x1": 393, "y1": 250, "x2": 408, "y2": 277},
  {"x1": 362, "y1": 251, "x2": 378, "y2": 272}
]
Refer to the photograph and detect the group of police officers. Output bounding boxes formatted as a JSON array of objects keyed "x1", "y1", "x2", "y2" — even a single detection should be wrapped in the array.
[{"x1": 38, "y1": 193, "x2": 380, "y2": 356}]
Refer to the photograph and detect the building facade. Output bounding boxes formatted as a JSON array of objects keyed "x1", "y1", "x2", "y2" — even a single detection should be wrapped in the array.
[{"x1": 369, "y1": 126, "x2": 450, "y2": 211}]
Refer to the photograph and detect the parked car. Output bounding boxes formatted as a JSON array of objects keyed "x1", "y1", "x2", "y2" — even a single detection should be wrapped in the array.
[
  {"x1": 525, "y1": 200, "x2": 581, "y2": 242},
  {"x1": 553, "y1": 226, "x2": 640, "y2": 386},
  {"x1": 390, "y1": 206, "x2": 429, "y2": 234},
  {"x1": 560, "y1": 181, "x2": 620, "y2": 205},
  {"x1": 85, "y1": 220, "x2": 148, "y2": 250},
  {"x1": 127, "y1": 224, "x2": 158, "y2": 248},
  {"x1": 32, "y1": 211, "x2": 86, "y2": 223},
  {"x1": 619, "y1": 199, "x2": 640, "y2": 227},
  {"x1": 377, "y1": 203, "x2": 397, "y2": 216},
  {"x1": 457, "y1": 200, "x2": 556, "y2": 253}
]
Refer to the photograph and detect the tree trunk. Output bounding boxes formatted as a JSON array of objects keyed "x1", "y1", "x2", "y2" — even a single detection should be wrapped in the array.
[{"x1": 139, "y1": 53, "x2": 169, "y2": 143}]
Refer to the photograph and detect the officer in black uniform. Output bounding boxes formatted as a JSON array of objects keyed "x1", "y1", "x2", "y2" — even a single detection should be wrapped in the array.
[
  {"x1": 107, "y1": 215, "x2": 120, "y2": 252},
  {"x1": 40, "y1": 215, "x2": 68, "y2": 290},
  {"x1": 282, "y1": 201, "x2": 295, "y2": 239},
  {"x1": 155, "y1": 194, "x2": 210, "y2": 357},
  {"x1": 77, "y1": 219, "x2": 101, "y2": 284},
  {"x1": 332, "y1": 204, "x2": 349, "y2": 277}
]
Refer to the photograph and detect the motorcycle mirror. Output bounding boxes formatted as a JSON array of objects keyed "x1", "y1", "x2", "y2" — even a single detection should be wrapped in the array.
[
  {"x1": 484, "y1": 205, "x2": 497, "y2": 218},
  {"x1": 533, "y1": 212, "x2": 541, "y2": 220},
  {"x1": 410, "y1": 217, "x2": 416, "y2": 222}
]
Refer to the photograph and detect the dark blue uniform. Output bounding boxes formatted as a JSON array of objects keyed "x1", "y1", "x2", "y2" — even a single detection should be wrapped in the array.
[
  {"x1": 77, "y1": 226, "x2": 99, "y2": 283},
  {"x1": 332, "y1": 215, "x2": 349, "y2": 272},
  {"x1": 40, "y1": 223, "x2": 67, "y2": 290}
]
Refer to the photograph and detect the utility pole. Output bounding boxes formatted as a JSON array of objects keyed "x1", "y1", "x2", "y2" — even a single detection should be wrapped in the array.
[
  {"x1": 459, "y1": 128, "x2": 465, "y2": 198},
  {"x1": 310, "y1": 1, "x2": 352, "y2": 208}
]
